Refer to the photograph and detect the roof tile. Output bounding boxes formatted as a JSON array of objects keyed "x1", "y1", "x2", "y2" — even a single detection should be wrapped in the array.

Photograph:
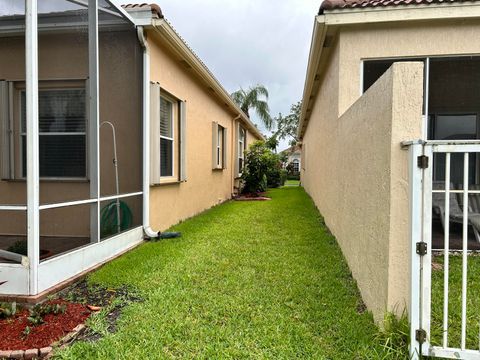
[
  {"x1": 121, "y1": 3, "x2": 163, "y2": 18},
  {"x1": 319, "y1": 0, "x2": 476, "y2": 13}
]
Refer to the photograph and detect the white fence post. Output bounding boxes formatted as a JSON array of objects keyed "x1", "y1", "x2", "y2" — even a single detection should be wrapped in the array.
[{"x1": 406, "y1": 141, "x2": 424, "y2": 360}]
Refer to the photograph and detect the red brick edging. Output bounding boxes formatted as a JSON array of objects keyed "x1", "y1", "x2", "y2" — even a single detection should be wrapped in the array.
[{"x1": 0, "y1": 324, "x2": 85, "y2": 360}]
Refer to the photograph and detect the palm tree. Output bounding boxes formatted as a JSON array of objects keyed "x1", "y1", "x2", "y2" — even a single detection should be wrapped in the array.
[{"x1": 231, "y1": 84, "x2": 272, "y2": 130}]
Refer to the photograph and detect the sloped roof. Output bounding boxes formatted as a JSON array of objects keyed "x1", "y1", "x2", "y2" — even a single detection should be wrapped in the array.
[
  {"x1": 319, "y1": 0, "x2": 476, "y2": 13},
  {"x1": 122, "y1": 3, "x2": 163, "y2": 18}
]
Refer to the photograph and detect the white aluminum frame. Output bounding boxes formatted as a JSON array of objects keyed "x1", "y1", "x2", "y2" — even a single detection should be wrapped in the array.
[
  {"x1": 408, "y1": 140, "x2": 480, "y2": 360},
  {"x1": 0, "y1": 0, "x2": 145, "y2": 297}
]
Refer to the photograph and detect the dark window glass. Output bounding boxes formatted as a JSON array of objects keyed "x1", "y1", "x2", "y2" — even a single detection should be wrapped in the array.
[
  {"x1": 21, "y1": 89, "x2": 86, "y2": 178},
  {"x1": 160, "y1": 138, "x2": 173, "y2": 177}
]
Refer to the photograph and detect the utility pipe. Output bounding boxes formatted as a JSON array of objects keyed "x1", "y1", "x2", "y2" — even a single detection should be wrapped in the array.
[{"x1": 137, "y1": 26, "x2": 160, "y2": 239}]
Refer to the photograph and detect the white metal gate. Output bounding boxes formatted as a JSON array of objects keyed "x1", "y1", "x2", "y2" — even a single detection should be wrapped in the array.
[{"x1": 408, "y1": 140, "x2": 480, "y2": 359}]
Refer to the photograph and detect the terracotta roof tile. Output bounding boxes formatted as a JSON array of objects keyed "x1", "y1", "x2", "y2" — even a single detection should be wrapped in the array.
[
  {"x1": 319, "y1": 0, "x2": 476, "y2": 13},
  {"x1": 121, "y1": 3, "x2": 163, "y2": 18}
]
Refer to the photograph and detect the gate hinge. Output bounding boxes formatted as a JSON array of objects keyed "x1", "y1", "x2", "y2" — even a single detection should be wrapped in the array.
[
  {"x1": 416, "y1": 241, "x2": 427, "y2": 256},
  {"x1": 416, "y1": 329, "x2": 427, "y2": 344},
  {"x1": 417, "y1": 155, "x2": 429, "y2": 169}
]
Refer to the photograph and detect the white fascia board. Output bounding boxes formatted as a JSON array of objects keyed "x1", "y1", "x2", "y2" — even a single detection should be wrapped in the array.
[
  {"x1": 151, "y1": 19, "x2": 264, "y2": 140},
  {"x1": 323, "y1": 3, "x2": 480, "y2": 26},
  {"x1": 298, "y1": 16, "x2": 326, "y2": 139}
]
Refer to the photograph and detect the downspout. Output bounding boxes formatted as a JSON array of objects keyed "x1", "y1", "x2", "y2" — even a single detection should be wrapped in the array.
[
  {"x1": 231, "y1": 114, "x2": 241, "y2": 196},
  {"x1": 138, "y1": 26, "x2": 160, "y2": 239}
]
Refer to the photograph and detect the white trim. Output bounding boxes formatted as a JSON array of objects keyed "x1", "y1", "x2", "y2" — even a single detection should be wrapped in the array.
[
  {"x1": 26, "y1": 0, "x2": 40, "y2": 296},
  {"x1": 359, "y1": 60, "x2": 364, "y2": 97},
  {"x1": 137, "y1": 26, "x2": 159, "y2": 238},
  {"x1": 37, "y1": 226, "x2": 143, "y2": 293},
  {"x1": 38, "y1": 192, "x2": 143, "y2": 211},
  {"x1": 0, "y1": 205, "x2": 27, "y2": 211},
  {"x1": 322, "y1": 3, "x2": 480, "y2": 26},
  {"x1": 88, "y1": 0, "x2": 100, "y2": 244},
  {"x1": 160, "y1": 95, "x2": 175, "y2": 178},
  {"x1": 0, "y1": 263, "x2": 29, "y2": 295}
]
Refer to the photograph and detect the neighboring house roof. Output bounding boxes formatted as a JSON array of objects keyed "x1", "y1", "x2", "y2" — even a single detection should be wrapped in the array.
[
  {"x1": 319, "y1": 0, "x2": 476, "y2": 13},
  {"x1": 123, "y1": 3, "x2": 264, "y2": 140},
  {"x1": 122, "y1": 3, "x2": 163, "y2": 18}
]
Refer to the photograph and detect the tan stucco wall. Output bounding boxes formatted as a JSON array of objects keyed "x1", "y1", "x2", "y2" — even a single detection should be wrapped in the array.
[
  {"x1": 0, "y1": 30, "x2": 143, "y2": 237},
  {"x1": 302, "y1": 61, "x2": 423, "y2": 322},
  {"x1": 147, "y1": 30, "x2": 260, "y2": 231},
  {"x1": 338, "y1": 19, "x2": 480, "y2": 115}
]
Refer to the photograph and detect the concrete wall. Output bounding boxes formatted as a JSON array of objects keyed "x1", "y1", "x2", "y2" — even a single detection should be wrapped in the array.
[
  {"x1": 302, "y1": 61, "x2": 423, "y2": 322},
  {"x1": 147, "y1": 30, "x2": 259, "y2": 231}
]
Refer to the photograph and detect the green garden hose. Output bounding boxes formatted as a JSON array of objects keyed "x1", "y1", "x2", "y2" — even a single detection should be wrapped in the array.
[{"x1": 100, "y1": 200, "x2": 133, "y2": 238}]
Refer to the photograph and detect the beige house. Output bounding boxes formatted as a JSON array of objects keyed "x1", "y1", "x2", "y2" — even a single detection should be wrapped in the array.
[
  {"x1": 0, "y1": 2, "x2": 261, "y2": 300},
  {"x1": 281, "y1": 145, "x2": 301, "y2": 175},
  {"x1": 299, "y1": 0, "x2": 480, "y2": 332}
]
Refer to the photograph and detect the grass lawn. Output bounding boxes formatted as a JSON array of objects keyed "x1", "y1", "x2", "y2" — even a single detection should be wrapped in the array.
[
  {"x1": 55, "y1": 187, "x2": 406, "y2": 359},
  {"x1": 431, "y1": 254, "x2": 480, "y2": 350},
  {"x1": 284, "y1": 179, "x2": 300, "y2": 186}
]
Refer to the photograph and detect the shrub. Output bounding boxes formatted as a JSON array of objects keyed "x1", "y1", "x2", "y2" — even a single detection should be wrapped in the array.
[
  {"x1": 241, "y1": 141, "x2": 285, "y2": 194},
  {"x1": 7, "y1": 240, "x2": 27, "y2": 256}
]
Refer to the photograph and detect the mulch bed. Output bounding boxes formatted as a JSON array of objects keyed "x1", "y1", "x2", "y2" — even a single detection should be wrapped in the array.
[
  {"x1": 0, "y1": 280, "x2": 143, "y2": 353},
  {"x1": 234, "y1": 192, "x2": 271, "y2": 201},
  {"x1": 0, "y1": 300, "x2": 90, "y2": 351}
]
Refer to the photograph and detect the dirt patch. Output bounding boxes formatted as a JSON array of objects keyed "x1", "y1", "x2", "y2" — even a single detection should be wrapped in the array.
[
  {"x1": 58, "y1": 280, "x2": 143, "y2": 343},
  {"x1": 0, "y1": 300, "x2": 90, "y2": 351}
]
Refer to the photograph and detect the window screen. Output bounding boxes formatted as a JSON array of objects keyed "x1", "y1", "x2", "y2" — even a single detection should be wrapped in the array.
[{"x1": 21, "y1": 89, "x2": 86, "y2": 178}]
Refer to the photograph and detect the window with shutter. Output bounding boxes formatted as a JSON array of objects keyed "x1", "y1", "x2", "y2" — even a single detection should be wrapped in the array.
[
  {"x1": 20, "y1": 88, "x2": 87, "y2": 178},
  {"x1": 160, "y1": 96, "x2": 174, "y2": 177}
]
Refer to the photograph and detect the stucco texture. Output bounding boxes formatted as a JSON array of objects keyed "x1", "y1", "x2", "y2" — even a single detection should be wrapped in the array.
[
  {"x1": 147, "y1": 29, "x2": 259, "y2": 232},
  {"x1": 302, "y1": 58, "x2": 423, "y2": 322}
]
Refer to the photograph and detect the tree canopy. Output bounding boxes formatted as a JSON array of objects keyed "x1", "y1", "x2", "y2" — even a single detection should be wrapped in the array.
[
  {"x1": 273, "y1": 101, "x2": 301, "y2": 147},
  {"x1": 231, "y1": 85, "x2": 272, "y2": 130}
]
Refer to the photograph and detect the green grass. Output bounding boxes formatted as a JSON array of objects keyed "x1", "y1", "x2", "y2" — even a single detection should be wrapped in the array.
[
  {"x1": 55, "y1": 187, "x2": 405, "y2": 359},
  {"x1": 284, "y1": 179, "x2": 300, "y2": 186},
  {"x1": 431, "y1": 254, "x2": 480, "y2": 350}
]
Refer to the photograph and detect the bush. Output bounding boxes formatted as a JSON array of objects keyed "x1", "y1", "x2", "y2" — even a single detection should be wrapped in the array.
[{"x1": 241, "y1": 141, "x2": 285, "y2": 194}]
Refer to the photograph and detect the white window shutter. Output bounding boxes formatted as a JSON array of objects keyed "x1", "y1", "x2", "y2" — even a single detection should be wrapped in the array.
[
  {"x1": 179, "y1": 100, "x2": 187, "y2": 182},
  {"x1": 234, "y1": 121, "x2": 240, "y2": 177},
  {"x1": 150, "y1": 82, "x2": 161, "y2": 185},
  {"x1": 212, "y1": 121, "x2": 218, "y2": 169},
  {"x1": 0, "y1": 81, "x2": 12, "y2": 180}
]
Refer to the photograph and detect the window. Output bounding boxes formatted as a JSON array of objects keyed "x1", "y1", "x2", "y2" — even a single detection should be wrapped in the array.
[
  {"x1": 160, "y1": 96, "x2": 174, "y2": 177},
  {"x1": 21, "y1": 88, "x2": 86, "y2": 178},
  {"x1": 292, "y1": 159, "x2": 300, "y2": 173},
  {"x1": 216, "y1": 125, "x2": 226, "y2": 169},
  {"x1": 362, "y1": 58, "x2": 424, "y2": 93},
  {"x1": 238, "y1": 126, "x2": 246, "y2": 173}
]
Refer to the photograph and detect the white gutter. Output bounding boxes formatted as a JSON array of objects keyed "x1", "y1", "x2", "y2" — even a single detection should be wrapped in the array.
[{"x1": 137, "y1": 26, "x2": 160, "y2": 239}]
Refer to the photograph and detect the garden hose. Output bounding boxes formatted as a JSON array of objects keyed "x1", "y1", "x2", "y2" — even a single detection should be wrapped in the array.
[{"x1": 100, "y1": 200, "x2": 133, "y2": 238}]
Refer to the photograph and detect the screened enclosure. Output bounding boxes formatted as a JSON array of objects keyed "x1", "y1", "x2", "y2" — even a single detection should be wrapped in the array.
[{"x1": 0, "y1": 0, "x2": 144, "y2": 296}]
